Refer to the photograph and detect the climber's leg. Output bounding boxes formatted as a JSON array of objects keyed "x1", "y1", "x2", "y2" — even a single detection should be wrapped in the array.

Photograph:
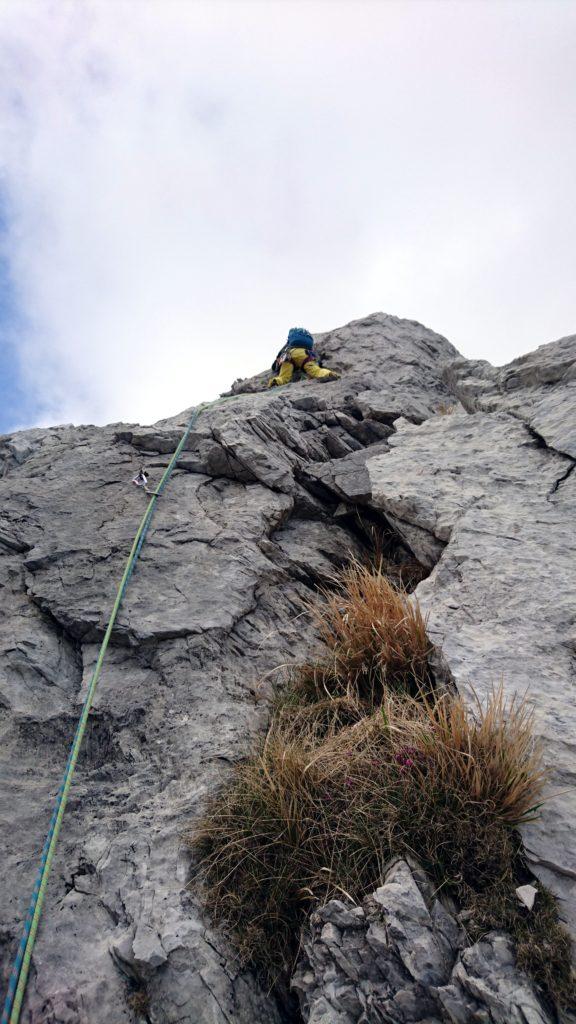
[
  {"x1": 302, "y1": 360, "x2": 340, "y2": 381},
  {"x1": 268, "y1": 360, "x2": 294, "y2": 387},
  {"x1": 289, "y1": 347, "x2": 339, "y2": 380}
]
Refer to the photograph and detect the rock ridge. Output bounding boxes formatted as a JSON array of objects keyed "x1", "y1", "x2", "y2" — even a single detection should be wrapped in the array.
[{"x1": 0, "y1": 311, "x2": 574, "y2": 1022}]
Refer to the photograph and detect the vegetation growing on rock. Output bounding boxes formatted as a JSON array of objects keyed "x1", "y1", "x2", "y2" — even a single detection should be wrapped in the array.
[{"x1": 190, "y1": 561, "x2": 574, "y2": 1010}]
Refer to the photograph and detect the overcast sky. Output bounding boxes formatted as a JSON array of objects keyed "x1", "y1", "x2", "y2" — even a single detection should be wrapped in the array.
[{"x1": 0, "y1": 0, "x2": 575, "y2": 433}]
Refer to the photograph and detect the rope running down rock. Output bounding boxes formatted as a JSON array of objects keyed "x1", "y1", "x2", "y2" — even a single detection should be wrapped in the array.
[{"x1": 1, "y1": 400, "x2": 223, "y2": 1024}]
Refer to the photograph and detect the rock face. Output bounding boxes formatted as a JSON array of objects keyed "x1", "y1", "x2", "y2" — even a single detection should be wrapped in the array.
[
  {"x1": 292, "y1": 859, "x2": 554, "y2": 1024},
  {"x1": 445, "y1": 334, "x2": 576, "y2": 458},
  {"x1": 0, "y1": 312, "x2": 574, "y2": 1023},
  {"x1": 365, "y1": 349, "x2": 576, "y2": 927}
]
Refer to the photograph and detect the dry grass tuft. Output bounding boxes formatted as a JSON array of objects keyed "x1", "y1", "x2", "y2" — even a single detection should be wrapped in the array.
[
  {"x1": 304, "y1": 559, "x2": 433, "y2": 703},
  {"x1": 188, "y1": 561, "x2": 573, "y2": 1009},
  {"x1": 129, "y1": 989, "x2": 150, "y2": 1019},
  {"x1": 190, "y1": 688, "x2": 554, "y2": 986},
  {"x1": 273, "y1": 690, "x2": 366, "y2": 744},
  {"x1": 401, "y1": 688, "x2": 547, "y2": 826}
]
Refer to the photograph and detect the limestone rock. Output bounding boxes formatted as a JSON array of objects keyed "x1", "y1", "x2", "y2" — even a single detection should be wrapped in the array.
[
  {"x1": 293, "y1": 859, "x2": 554, "y2": 1024},
  {"x1": 0, "y1": 312, "x2": 574, "y2": 1022},
  {"x1": 516, "y1": 885, "x2": 538, "y2": 912},
  {"x1": 0, "y1": 314, "x2": 456, "y2": 1023},
  {"x1": 445, "y1": 332, "x2": 576, "y2": 458},
  {"x1": 364, "y1": 391, "x2": 576, "y2": 929}
]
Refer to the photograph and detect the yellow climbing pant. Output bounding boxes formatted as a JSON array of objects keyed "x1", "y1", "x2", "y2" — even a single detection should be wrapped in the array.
[{"x1": 268, "y1": 347, "x2": 339, "y2": 387}]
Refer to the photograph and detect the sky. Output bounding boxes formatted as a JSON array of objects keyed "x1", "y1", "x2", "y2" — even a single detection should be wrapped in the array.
[{"x1": 0, "y1": 0, "x2": 575, "y2": 433}]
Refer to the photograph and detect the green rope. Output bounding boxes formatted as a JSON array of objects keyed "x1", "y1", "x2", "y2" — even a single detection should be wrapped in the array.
[{"x1": 3, "y1": 398, "x2": 221, "y2": 1023}]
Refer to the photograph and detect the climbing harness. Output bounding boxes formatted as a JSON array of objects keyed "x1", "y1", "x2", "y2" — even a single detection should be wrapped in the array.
[{"x1": 1, "y1": 400, "x2": 219, "y2": 1024}]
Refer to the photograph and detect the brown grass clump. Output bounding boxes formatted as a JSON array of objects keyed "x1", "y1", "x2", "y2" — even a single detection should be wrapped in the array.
[
  {"x1": 401, "y1": 688, "x2": 547, "y2": 826},
  {"x1": 188, "y1": 561, "x2": 573, "y2": 1009},
  {"x1": 129, "y1": 989, "x2": 150, "y2": 1019},
  {"x1": 190, "y1": 689, "x2": 553, "y2": 986},
  {"x1": 304, "y1": 559, "x2": 433, "y2": 703},
  {"x1": 273, "y1": 691, "x2": 366, "y2": 744}
]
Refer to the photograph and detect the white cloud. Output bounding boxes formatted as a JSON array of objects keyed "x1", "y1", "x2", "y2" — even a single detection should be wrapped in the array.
[{"x1": 1, "y1": 0, "x2": 575, "y2": 429}]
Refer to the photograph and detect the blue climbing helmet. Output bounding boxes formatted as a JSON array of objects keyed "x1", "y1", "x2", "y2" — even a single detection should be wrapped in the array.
[{"x1": 287, "y1": 327, "x2": 315, "y2": 350}]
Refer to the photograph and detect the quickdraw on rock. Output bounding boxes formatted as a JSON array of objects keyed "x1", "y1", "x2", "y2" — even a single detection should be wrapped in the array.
[{"x1": 132, "y1": 466, "x2": 161, "y2": 496}]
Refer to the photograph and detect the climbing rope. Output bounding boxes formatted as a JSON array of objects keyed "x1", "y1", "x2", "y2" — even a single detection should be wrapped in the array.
[{"x1": 1, "y1": 399, "x2": 217, "y2": 1024}]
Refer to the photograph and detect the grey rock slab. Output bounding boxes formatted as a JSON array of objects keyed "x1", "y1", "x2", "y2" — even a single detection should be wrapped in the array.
[
  {"x1": 293, "y1": 860, "x2": 553, "y2": 1024},
  {"x1": 304, "y1": 441, "x2": 392, "y2": 506},
  {"x1": 366, "y1": 410, "x2": 576, "y2": 930},
  {"x1": 370, "y1": 859, "x2": 456, "y2": 986},
  {"x1": 1, "y1": 313, "x2": 459, "y2": 1023},
  {"x1": 1, "y1": 312, "x2": 574, "y2": 1022},
  {"x1": 269, "y1": 518, "x2": 364, "y2": 583},
  {"x1": 437, "y1": 933, "x2": 553, "y2": 1024},
  {"x1": 367, "y1": 411, "x2": 560, "y2": 557},
  {"x1": 24, "y1": 472, "x2": 293, "y2": 642},
  {"x1": 528, "y1": 382, "x2": 576, "y2": 459},
  {"x1": 446, "y1": 333, "x2": 576, "y2": 458}
]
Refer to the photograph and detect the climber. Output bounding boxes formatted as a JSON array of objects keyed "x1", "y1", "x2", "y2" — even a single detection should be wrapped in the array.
[{"x1": 268, "y1": 327, "x2": 340, "y2": 387}]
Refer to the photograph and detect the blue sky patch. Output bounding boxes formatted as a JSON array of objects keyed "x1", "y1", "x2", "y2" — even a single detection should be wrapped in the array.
[{"x1": 0, "y1": 200, "x2": 43, "y2": 434}]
